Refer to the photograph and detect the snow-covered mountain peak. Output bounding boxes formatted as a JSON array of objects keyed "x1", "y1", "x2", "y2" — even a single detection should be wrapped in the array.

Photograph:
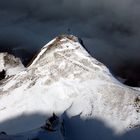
[
  {"x1": 28, "y1": 34, "x2": 112, "y2": 82},
  {"x1": 0, "y1": 52, "x2": 25, "y2": 79},
  {"x1": 29, "y1": 35, "x2": 95, "y2": 65},
  {"x1": 0, "y1": 35, "x2": 140, "y2": 139}
]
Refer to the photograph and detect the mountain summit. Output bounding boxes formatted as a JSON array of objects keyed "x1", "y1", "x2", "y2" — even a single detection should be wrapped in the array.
[{"x1": 0, "y1": 35, "x2": 140, "y2": 139}]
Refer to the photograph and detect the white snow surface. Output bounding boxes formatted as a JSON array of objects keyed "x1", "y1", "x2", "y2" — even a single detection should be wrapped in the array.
[{"x1": 0, "y1": 35, "x2": 140, "y2": 140}]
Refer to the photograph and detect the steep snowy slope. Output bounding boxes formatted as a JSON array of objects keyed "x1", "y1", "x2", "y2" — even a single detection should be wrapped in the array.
[
  {"x1": 0, "y1": 52, "x2": 25, "y2": 78},
  {"x1": 0, "y1": 35, "x2": 140, "y2": 139}
]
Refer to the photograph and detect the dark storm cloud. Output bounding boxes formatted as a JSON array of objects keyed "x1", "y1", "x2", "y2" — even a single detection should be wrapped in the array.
[{"x1": 0, "y1": 0, "x2": 140, "y2": 85}]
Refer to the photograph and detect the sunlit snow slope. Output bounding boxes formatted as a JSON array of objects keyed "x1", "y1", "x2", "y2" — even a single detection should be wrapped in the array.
[{"x1": 0, "y1": 35, "x2": 140, "y2": 138}]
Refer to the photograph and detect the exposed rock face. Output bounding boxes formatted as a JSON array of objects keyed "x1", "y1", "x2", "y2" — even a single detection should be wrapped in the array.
[
  {"x1": 0, "y1": 35, "x2": 139, "y2": 139},
  {"x1": 0, "y1": 70, "x2": 6, "y2": 80},
  {"x1": 0, "y1": 52, "x2": 25, "y2": 79}
]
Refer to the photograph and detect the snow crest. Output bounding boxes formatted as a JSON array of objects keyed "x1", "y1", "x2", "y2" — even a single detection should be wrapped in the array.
[{"x1": 0, "y1": 52, "x2": 25, "y2": 78}]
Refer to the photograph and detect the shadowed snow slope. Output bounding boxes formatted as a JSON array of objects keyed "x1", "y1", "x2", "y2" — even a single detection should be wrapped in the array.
[{"x1": 0, "y1": 35, "x2": 140, "y2": 138}]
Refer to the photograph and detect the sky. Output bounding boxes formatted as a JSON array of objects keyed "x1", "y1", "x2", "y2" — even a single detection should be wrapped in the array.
[{"x1": 0, "y1": 0, "x2": 140, "y2": 86}]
